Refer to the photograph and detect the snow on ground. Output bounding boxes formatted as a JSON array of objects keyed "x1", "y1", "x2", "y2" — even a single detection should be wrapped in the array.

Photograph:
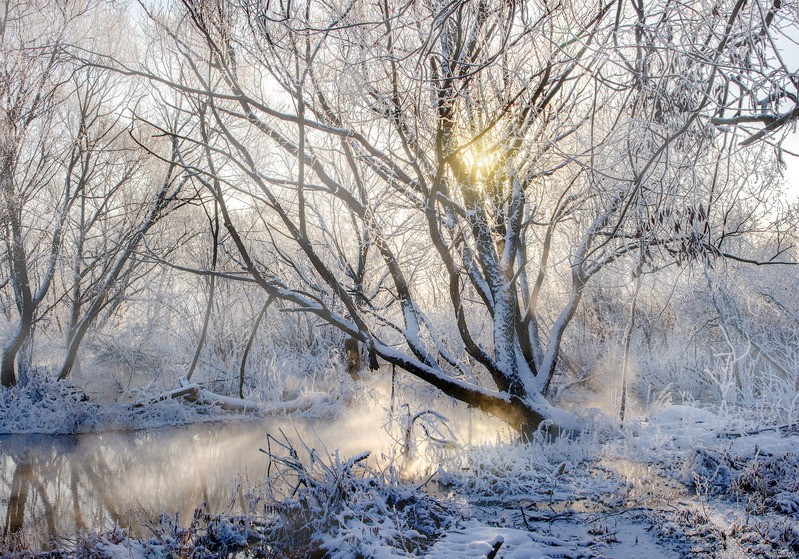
[
  {"x1": 426, "y1": 523, "x2": 593, "y2": 558},
  {"x1": 2, "y1": 393, "x2": 799, "y2": 557},
  {"x1": 426, "y1": 510, "x2": 684, "y2": 559},
  {"x1": 425, "y1": 404, "x2": 799, "y2": 558}
]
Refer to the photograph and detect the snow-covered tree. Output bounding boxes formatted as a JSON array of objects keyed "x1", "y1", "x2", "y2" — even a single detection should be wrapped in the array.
[{"x1": 77, "y1": 0, "x2": 797, "y2": 430}]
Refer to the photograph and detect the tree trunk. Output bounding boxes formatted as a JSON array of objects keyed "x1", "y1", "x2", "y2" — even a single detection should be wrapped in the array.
[
  {"x1": 371, "y1": 342, "x2": 549, "y2": 433},
  {"x1": 239, "y1": 296, "x2": 274, "y2": 398},
  {"x1": 1, "y1": 155, "x2": 34, "y2": 388},
  {"x1": 186, "y1": 200, "x2": 219, "y2": 382},
  {"x1": 0, "y1": 303, "x2": 32, "y2": 388},
  {"x1": 59, "y1": 146, "x2": 179, "y2": 381},
  {"x1": 344, "y1": 336, "x2": 361, "y2": 379},
  {"x1": 619, "y1": 266, "x2": 643, "y2": 425}
]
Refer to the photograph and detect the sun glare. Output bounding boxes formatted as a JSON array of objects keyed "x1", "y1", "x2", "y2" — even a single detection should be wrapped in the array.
[{"x1": 461, "y1": 145, "x2": 500, "y2": 180}]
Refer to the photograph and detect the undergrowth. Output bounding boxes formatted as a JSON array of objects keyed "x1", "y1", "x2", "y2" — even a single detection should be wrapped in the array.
[
  {"x1": 684, "y1": 445, "x2": 799, "y2": 559},
  {"x1": 248, "y1": 432, "x2": 455, "y2": 558},
  {"x1": 686, "y1": 446, "x2": 799, "y2": 517}
]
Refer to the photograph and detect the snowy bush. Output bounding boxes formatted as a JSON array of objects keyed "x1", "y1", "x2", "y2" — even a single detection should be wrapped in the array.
[
  {"x1": 737, "y1": 519, "x2": 799, "y2": 558},
  {"x1": 0, "y1": 369, "x2": 95, "y2": 434},
  {"x1": 249, "y1": 433, "x2": 455, "y2": 558}
]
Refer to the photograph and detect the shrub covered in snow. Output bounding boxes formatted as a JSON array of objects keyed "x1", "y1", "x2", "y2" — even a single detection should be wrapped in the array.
[
  {"x1": 249, "y1": 433, "x2": 455, "y2": 558},
  {"x1": 0, "y1": 369, "x2": 97, "y2": 434},
  {"x1": 737, "y1": 518, "x2": 799, "y2": 558}
]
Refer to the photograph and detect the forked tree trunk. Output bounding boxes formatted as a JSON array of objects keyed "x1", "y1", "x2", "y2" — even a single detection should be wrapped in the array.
[{"x1": 59, "y1": 149, "x2": 180, "y2": 381}]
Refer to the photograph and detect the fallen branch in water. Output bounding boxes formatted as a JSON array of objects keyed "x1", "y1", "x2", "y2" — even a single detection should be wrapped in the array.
[{"x1": 131, "y1": 384, "x2": 201, "y2": 408}]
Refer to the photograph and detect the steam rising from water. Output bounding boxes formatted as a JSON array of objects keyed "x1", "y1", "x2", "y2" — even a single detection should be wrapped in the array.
[{"x1": 0, "y1": 372, "x2": 509, "y2": 549}]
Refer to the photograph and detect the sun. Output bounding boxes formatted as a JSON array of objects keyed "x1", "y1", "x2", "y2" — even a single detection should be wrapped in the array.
[{"x1": 460, "y1": 144, "x2": 500, "y2": 180}]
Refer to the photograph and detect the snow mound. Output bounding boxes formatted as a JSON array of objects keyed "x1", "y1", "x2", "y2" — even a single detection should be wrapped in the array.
[
  {"x1": 427, "y1": 524, "x2": 592, "y2": 558},
  {"x1": 650, "y1": 404, "x2": 718, "y2": 426}
]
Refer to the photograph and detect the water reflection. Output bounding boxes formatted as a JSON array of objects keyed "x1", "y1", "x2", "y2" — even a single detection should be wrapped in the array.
[
  {"x1": 0, "y1": 415, "x2": 384, "y2": 549},
  {"x1": 4, "y1": 459, "x2": 32, "y2": 535},
  {"x1": 0, "y1": 399, "x2": 508, "y2": 550}
]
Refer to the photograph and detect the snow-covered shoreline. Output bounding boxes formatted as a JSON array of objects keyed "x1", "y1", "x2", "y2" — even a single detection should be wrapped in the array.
[
  {"x1": 3, "y1": 400, "x2": 798, "y2": 558},
  {"x1": 0, "y1": 370, "x2": 346, "y2": 435}
]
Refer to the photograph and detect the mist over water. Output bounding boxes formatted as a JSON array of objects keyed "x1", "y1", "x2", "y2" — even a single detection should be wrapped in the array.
[{"x1": 0, "y1": 376, "x2": 509, "y2": 549}]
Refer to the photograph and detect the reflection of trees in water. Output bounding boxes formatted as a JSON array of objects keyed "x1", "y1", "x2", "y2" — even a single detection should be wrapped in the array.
[
  {"x1": 0, "y1": 427, "x2": 272, "y2": 548},
  {"x1": 4, "y1": 460, "x2": 31, "y2": 534},
  {"x1": 1, "y1": 436, "x2": 77, "y2": 540}
]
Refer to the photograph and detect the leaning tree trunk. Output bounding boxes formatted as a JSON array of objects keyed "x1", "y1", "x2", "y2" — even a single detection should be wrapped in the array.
[
  {"x1": 0, "y1": 287, "x2": 33, "y2": 388},
  {"x1": 1, "y1": 155, "x2": 34, "y2": 388},
  {"x1": 59, "y1": 147, "x2": 180, "y2": 381},
  {"x1": 239, "y1": 296, "x2": 274, "y2": 398}
]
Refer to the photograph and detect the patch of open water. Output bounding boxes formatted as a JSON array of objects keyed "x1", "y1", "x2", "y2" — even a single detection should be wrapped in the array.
[
  {"x1": 0, "y1": 386, "x2": 509, "y2": 550},
  {"x1": 0, "y1": 413, "x2": 392, "y2": 548}
]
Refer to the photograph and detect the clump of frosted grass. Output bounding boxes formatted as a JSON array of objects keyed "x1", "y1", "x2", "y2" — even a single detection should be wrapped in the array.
[
  {"x1": 438, "y1": 431, "x2": 623, "y2": 505},
  {"x1": 248, "y1": 432, "x2": 455, "y2": 558},
  {"x1": 0, "y1": 369, "x2": 96, "y2": 434}
]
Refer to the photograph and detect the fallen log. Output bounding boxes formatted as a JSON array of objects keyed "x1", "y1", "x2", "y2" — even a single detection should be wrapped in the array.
[
  {"x1": 194, "y1": 389, "x2": 267, "y2": 413},
  {"x1": 133, "y1": 378, "x2": 330, "y2": 416},
  {"x1": 194, "y1": 390, "x2": 328, "y2": 416},
  {"x1": 131, "y1": 384, "x2": 201, "y2": 408}
]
